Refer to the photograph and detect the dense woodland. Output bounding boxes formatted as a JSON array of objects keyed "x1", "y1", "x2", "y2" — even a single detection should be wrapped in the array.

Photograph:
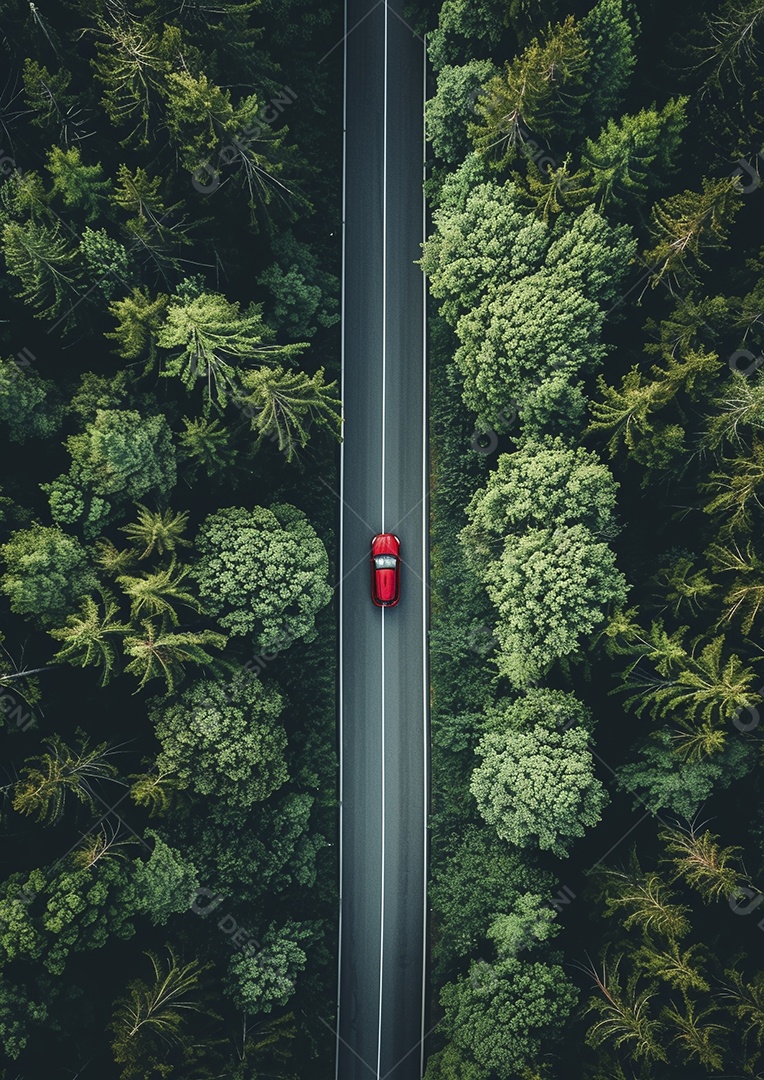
[
  {"x1": 416, "y1": 0, "x2": 764, "y2": 1076},
  {"x1": 0, "y1": 0, "x2": 342, "y2": 1076}
]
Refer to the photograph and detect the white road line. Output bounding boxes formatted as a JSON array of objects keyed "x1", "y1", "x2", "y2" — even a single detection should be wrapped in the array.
[
  {"x1": 377, "y1": 4, "x2": 389, "y2": 1075},
  {"x1": 419, "y1": 30, "x2": 428, "y2": 1078},
  {"x1": 334, "y1": 0, "x2": 349, "y2": 1069}
]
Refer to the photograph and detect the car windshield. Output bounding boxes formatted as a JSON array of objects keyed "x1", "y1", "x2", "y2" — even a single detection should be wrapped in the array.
[{"x1": 374, "y1": 555, "x2": 397, "y2": 569}]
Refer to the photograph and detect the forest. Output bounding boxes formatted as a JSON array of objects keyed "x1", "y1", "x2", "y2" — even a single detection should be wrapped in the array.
[
  {"x1": 415, "y1": 0, "x2": 764, "y2": 1075},
  {"x1": 0, "y1": 0, "x2": 342, "y2": 1076}
]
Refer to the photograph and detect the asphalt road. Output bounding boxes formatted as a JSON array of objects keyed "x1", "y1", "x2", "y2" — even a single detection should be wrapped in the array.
[{"x1": 335, "y1": 1, "x2": 428, "y2": 1077}]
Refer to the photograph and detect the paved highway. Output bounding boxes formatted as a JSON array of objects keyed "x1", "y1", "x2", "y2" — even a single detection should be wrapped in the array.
[{"x1": 335, "y1": 1, "x2": 428, "y2": 1077}]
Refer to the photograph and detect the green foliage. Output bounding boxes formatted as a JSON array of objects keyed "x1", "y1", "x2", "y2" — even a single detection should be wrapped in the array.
[
  {"x1": 109, "y1": 946, "x2": 212, "y2": 1079},
  {"x1": 107, "y1": 286, "x2": 169, "y2": 367},
  {"x1": 150, "y1": 671, "x2": 288, "y2": 806},
  {"x1": 238, "y1": 365, "x2": 342, "y2": 461},
  {"x1": 437, "y1": 955, "x2": 579, "y2": 1078},
  {"x1": 0, "y1": 523, "x2": 96, "y2": 625},
  {"x1": 49, "y1": 591, "x2": 130, "y2": 685},
  {"x1": 471, "y1": 689, "x2": 609, "y2": 855},
  {"x1": 157, "y1": 291, "x2": 305, "y2": 407},
  {"x1": 616, "y1": 729, "x2": 753, "y2": 818},
  {"x1": 430, "y1": 824, "x2": 556, "y2": 977},
  {"x1": 122, "y1": 621, "x2": 227, "y2": 694},
  {"x1": 468, "y1": 16, "x2": 589, "y2": 170},
  {"x1": 12, "y1": 731, "x2": 118, "y2": 825},
  {"x1": 476, "y1": 524, "x2": 627, "y2": 686},
  {"x1": 120, "y1": 504, "x2": 191, "y2": 560},
  {"x1": 117, "y1": 559, "x2": 198, "y2": 625},
  {"x1": 1, "y1": 218, "x2": 77, "y2": 320},
  {"x1": 224, "y1": 920, "x2": 313, "y2": 1015},
  {"x1": 46, "y1": 146, "x2": 110, "y2": 222},
  {"x1": 0, "y1": 976, "x2": 48, "y2": 1060},
  {"x1": 193, "y1": 503, "x2": 332, "y2": 648},
  {"x1": 257, "y1": 230, "x2": 340, "y2": 339},
  {"x1": 0, "y1": 354, "x2": 62, "y2": 443},
  {"x1": 22, "y1": 58, "x2": 82, "y2": 144},
  {"x1": 659, "y1": 823, "x2": 746, "y2": 903},
  {"x1": 643, "y1": 176, "x2": 744, "y2": 292},
  {"x1": 177, "y1": 414, "x2": 235, "y2": 479},
  {"x1": 44, "y1": 409, "x2": 176, "y2": 537},
  {"x1": 426, "y1": 0, "x2": 515, "y2": 71},
  {"x1": 79, "y1": 227, "x2": 138, "y2": 301},
  {"x1": 461, "y1": 438, "x2": 619, "y2": 577},
  {"x1": 579, "y1": 98, "x2": 688, "y2": 210},
  {"x1": 426, "y1": 61, "x2": 498, "y2": 165},
  {"x1": 579, "y1": 0, "x2": 638, "y2": 127},
  {"x1": 133, "y1": 833, "x2": 199, "y2": 925}
]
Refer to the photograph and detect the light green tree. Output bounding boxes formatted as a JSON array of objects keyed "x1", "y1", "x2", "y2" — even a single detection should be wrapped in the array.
[
  {"x1": 45, "y1": 145, "x2": 110, "y2": 222},
  {"x1": 461, "y1": 438, "x2": 619, "y2": 577},
  {"x1": 117, "y1": 559, "x2": 198, "y2": 625},
  {"x1": 150, "y1": 671, "x2": 288, "y2": 805},
  {"x1": 438, "y1": 955, "x2": 579, "y2": 1078},
  {"x1": 120, "y1": 505, "x2": 191, "y2": 560},
  {"x1": 122, "y1": 620, "x2": 227, "y2": 693},
  {"x1": 238, "y1": 365, "x2": 342, "y2": 461},
  {"x1": 107, "y1": 287, "x2": 169, "y2": 369},
  {"x1": 193, "y1": 503, "x2": 332, "y2": 648},
  {"x1": 0, "y1": 524, "x2": 96, "y2": 625},
  {"x1": 477, "y1": 524, "x2": 627, "y2": 686},
  {"x1": 12, "y1": 732, "x2": 119, "y2": 825},
  {"x1": 1, "y1": 219, "x2": 77, "y2": 320},
  {"x1": 643, "y1": 176, "x2": 744, "y2": 292},
  {"x1": 471, "y1": 689, "x2": 609, "y2": 854},
  {"x1": 157, "y1": 292, "x2": 306, "y2": 407},
  {"x1": 48, "y1": 592, "x2": 131, "y2": 685},
  {"x1": 109, "y1": 946, "x2": 211, "y2": 1079},
  {"x1": 468, "y1": 16, "x2": 590, "y2": 169}
]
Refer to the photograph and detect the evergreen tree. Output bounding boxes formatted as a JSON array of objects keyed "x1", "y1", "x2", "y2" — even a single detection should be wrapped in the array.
[
  {"x1": 468, "y1": 16, "x2": 590, "y2": 171},
  {"x1": 238, "y1": 365, "x2": 342, "y2": 461}
]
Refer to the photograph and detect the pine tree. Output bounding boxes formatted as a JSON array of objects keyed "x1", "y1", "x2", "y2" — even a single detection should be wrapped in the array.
[
  {"x1": 701, "y1": 438, "x2": 764, "y2": 535},
  {"x1": 709, "y1": 540, "x2": 764, "y2": 633},
  {"x1": 48, "y1": 592, "x2": 130, "y2": 686},
  {"x1": 1, "y1": 219, "x2": 78, "y2": 321},
  {"x1": 13, "y1": 733, "x2": 119, "y2": 824},
  {"x1": 584, "y1": 957, "x2": 668, "y2": 1063},
  {"x1": 120, "y1": 505, "x2": 190, "y2": 560},
  {"x1": 662, "y1": 999, "x2": 726, "y2": 1071},
  {"x1": 45, "y1": 146, "x2": 110, "y2": 223},
  {"x1": 580, "y1": 98, "x2": 688, "y2": 210},
  {"x1": 238, "y1": 365, "x2": 342, "y2": 461},
  {"x1": 109, "y1": 947, "x2": 212, "y2": 1076},
  {"x1": 122, "y1": 621, "x2": 227, "y2": 693},
  {"x1": 468, "y1": 16, "x2": 590, "y2": 170},
  {"x1": 106, "y1": 287, "x2": 169, "y2": 369},
  {"x1": 659, "y1": 823, "x2": 746, "y2": 902},
  {"x1": 117, "y1": 560, "x2": 198, "y2": 624},
  {"x1": 643, "y1": 176, "x2": 744, "y2": 292},
  {"x1": 177, "y1": 415, "x2": 235, "y2": 479},
  {"x1": 157, "y1": 292, "x2": 307, "y2": 408},
  {"x1": 579, "y1": 0, "x2": 638, "y2": 128}
]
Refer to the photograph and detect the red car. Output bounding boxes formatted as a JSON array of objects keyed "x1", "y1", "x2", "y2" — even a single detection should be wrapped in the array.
[{"x1": 370, "y1": 533, "x2": 401, "y2": 607}]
